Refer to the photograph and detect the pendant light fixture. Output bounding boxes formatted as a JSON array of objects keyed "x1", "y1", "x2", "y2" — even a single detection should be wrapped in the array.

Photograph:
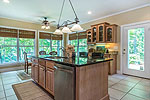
[{"x1": 53, "y1": 0, "x2": 83, "y2": 34}]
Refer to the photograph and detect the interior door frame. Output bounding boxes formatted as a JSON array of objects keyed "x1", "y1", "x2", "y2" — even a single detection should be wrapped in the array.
[{"x1": 120, "y1": 20, "x2": 150, "y2": 77}]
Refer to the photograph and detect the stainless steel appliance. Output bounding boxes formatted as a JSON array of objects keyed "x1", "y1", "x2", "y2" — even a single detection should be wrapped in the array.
[{"x1": 54, "y1": 63, "x2": 75, "y2": 100}]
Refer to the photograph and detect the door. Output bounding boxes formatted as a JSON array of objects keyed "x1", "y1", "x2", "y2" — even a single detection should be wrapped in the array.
[
  {"x1": 34, "y1": 64, "x2": 39, "y2": 83},
  {"x1": 122, "y1": 22, "x2": 150, "y2": 78},
  {"x1": 46, "y1": 68, "x2": 54, "y2": 96},
  {"x1": 39, "y1": 65, "x2": 45, "y2": 88}
]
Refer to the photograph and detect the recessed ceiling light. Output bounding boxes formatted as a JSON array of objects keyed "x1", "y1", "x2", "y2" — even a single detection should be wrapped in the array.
[
  {"x1": 3, "y1": 0, "x2": 10, "y2": 3},
  {"x1": 88, "y1": 11, "x2": 92, "y2": 15}
]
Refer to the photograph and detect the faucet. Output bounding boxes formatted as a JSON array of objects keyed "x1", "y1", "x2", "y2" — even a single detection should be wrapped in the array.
[{"x1": 59, "y1": 47, "x2": 70, "y2": 58}]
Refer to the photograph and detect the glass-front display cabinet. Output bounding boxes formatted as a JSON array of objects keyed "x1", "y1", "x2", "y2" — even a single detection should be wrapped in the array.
[
  {"x1": 97, "y1": 22, "x2": 109, "y2": 43},
  {"x1": 106, "y1": 24, "x2": 117, "y2": 43}
]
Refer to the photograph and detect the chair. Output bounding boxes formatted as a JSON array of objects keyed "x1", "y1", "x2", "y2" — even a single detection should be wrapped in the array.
[
  {"x1": 39, "y1": 51, "x2": 46, "y2": 55},
  {"x1": 49, "y1": 51, "x2": 57, "y2": 55},
  {"x1": 23, "y1": 52, "x2": 32, "y2": 74}
]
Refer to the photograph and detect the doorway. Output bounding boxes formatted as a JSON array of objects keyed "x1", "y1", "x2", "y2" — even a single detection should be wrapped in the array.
[{"x1": 121, "y1": 21, "x2": 150, "y2": 78}]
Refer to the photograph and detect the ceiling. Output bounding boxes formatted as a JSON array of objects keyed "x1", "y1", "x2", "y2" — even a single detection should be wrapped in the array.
[{"x1": 0, "y1": 0, "x2": 149, "y2": 26}]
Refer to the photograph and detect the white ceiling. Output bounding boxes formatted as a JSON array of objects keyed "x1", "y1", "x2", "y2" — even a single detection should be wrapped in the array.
[{"x1": 0, "y1": 0, "x2": 149, "y2": 26}]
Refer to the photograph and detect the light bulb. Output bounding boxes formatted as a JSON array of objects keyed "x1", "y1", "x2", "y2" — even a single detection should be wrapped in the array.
[{"x1": 41, "y1": 25, "x2": 46, "y2": 29}]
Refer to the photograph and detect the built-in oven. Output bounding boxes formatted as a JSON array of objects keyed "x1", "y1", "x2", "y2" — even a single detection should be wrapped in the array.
[{"x1": 54, "y1": 63, "x2": 75, "y2": 100}]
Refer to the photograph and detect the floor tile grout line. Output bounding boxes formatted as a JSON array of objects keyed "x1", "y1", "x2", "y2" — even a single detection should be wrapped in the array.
[
  {"x1": 120, "y1": 77, "x2": 147, "y2": 100},
  {"x1": 109, "y1": 75, "x2": 147, "y2": 100},
  {"x1": 1, "y1": 75, "x2": 8, "y2": 100}
]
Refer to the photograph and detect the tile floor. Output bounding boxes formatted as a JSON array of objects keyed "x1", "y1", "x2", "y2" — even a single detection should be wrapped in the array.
[{"x1": 0, "y1": 71, "x2": 150, "y2": 100}]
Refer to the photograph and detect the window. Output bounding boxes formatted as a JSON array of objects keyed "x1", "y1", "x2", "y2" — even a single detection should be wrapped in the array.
[
  {"x1": 0, "y1": 28, "x2": 18, "y2": 64},
  {"x1": 19, "y1": 30, "x2": 35, "y2": 61},
  {"x1": 51, "y1": 34, "x2": 62, "y2": 56},
  {"x1": 69, "y1": 32, "x2": 87, "y2": 56},
  {"x1": 39, "y1": 32, "x2": 62, "y2": 56},
  {"x1": 0, "y1": 27, "x2": 35, "y2": 64},
  {"x1": 39, "y1": 32, "x2": 51, "y2": 54}
]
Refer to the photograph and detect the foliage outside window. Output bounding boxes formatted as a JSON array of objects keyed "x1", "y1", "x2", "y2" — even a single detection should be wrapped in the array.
[
  {"x1": 0, "y1": 37, "x2": 17, "y2": 63},
  {"x1": 128, "y1": 28, "x2": 144, "y2": 71},
  {"x1": 39, "y1": 39, "x2": 51, "y2": 54},
  {"x1": 52, "y1": 40, "x2": 62, "y2": 56},
  {"x1": 19, "y1": 38, "x2": 35, "y2": 61}
]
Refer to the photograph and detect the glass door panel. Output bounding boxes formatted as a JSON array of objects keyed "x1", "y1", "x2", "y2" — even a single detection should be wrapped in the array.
[
  {"x1": 128, "y1": 28, "x2": 145, "y2": 71},
  {"x1": 99, "y1": 26, "x2": 104, "y2": 42},
  {"x1": 92, "y1": 27, "x2": 97, "y2": 42}
]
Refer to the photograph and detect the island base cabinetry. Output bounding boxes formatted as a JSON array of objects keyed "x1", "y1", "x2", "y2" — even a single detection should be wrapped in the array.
[
  {"x1": 76, "y1": 62, "x2": 109, "y2": 100},
  {"x1": 31, "y1": 59, "x2": 54, "y2": 96}
]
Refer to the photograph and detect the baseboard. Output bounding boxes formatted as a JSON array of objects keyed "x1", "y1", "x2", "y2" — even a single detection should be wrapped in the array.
[{"x1": 0, "y1": 66, "x2": 24, "y2": 73}]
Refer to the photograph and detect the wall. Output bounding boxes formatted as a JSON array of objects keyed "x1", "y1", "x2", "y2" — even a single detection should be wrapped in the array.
[{"x1": 81, "y1": 6, "x2": 150, "y2": 71}]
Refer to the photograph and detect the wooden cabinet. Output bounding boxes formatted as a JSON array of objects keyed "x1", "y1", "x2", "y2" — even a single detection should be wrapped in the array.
[
  {"x1": 39, "y1": 65, "x2": 46, "y2": 88},
  {"x1": 104, "y1": 54, "x2": 117, "y2": 75},
  {"x1": 106, "y1": 24, "x2": 117, "y2": 43},
  {"x1": 46, "y1": 67, "x2": 54, "y2": 95},
  {"x1": 87, "y1": 22, "x2": 117, "y2": 44}
]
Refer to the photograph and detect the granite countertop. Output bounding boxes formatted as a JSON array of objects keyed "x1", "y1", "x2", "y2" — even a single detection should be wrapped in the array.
[{"x1": 32, "y1": 55, "x2": 113, "y2": 67}]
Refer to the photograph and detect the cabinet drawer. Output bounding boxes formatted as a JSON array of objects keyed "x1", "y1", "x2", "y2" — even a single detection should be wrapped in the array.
[
  {"x1": 46, "y1": 61, "x2": 54, "y2": 69},
  {"x1": 39, "y1": 59, "x2": 46, "y2": 66}
]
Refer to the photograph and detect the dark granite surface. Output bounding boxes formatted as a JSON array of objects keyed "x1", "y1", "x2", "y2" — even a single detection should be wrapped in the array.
[{"x1": 32, "y1": 55, "x2": 113, "y2": 67}]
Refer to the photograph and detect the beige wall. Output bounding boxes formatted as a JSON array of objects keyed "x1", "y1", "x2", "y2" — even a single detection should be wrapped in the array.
[{"x1": 81, "y1": 6, "x2": 150, "y2": 71}]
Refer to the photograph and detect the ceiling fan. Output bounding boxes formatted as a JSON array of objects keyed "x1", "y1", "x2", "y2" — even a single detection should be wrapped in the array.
[{"x1": 41, "y1": 17, "x2": 56, "y2": 29}]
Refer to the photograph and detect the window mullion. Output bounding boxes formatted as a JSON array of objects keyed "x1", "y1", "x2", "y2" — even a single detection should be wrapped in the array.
[{"x1": 17, "y1": 29, "x2": 19, "y2": 62}]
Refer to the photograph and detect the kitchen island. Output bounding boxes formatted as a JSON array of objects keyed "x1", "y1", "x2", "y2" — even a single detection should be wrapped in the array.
[{"x1": 31, "y1": 55, "x2": 112, "y2": 100}]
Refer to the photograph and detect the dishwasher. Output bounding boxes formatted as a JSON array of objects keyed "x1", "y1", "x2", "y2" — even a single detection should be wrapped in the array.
[{"x1": 54, "y1": 63, "x2": 75, "y2": 100}]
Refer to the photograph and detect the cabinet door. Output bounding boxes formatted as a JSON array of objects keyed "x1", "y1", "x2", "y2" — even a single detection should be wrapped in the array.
[
  {"x1": 34, "y1": 64, "x2": 39, "y2": 83},
  {"x1": 39, "y1": 65, "x2": 45, "y2": 88},
  {"x1": 46, "y1": 68, "x2": 54, "y2": 96},
  {"x1": 91, "y1": 26, "x2": 97, "y2": 43},
  {"x1": 31, "y1": 64, "x2": 35, "y2": 80},
  {"x1": 87, "y1": 29, "x2": 92, "y2": 43},
  {"x1": 106, "y1": 26, "x2": 113, "y2": 42},
  {"x1": 97, "y1": 25, "x2": 105, "y2": 42}
]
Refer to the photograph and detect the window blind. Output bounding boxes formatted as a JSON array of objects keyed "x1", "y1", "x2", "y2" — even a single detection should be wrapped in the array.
[
  {"x1": 0, "y1": 27, "x2": 18, "y2": 38},
  {"x1": 39, "y1": 32, "x2": 51, "y2": 39},
  {"x1": 69, "y1": 31, "x2": 87, "y2": 40},
  {"x1": 19, "y1": 30, "x2": 35, "y2": 39},
  {"x1": 51, "y1": 34, "x2": 62, "y2": 40}
]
